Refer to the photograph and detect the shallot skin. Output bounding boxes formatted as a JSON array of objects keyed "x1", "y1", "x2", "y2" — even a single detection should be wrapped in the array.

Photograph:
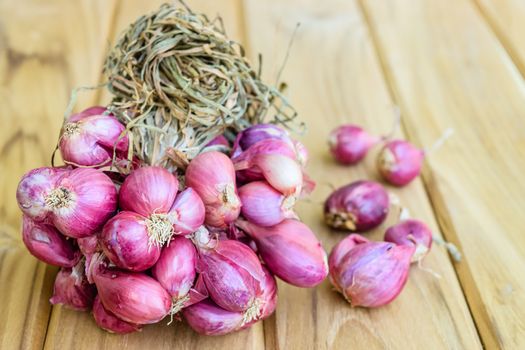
[
  {"x1": 94, "y1": 268, "x2": 171, "y2": 324},
  {"x1": 197, "y1": 239, "x2": 264, "y2": 312},
  {"x1": 92, "y1": 295, "x2": 142, "y2": 334},
  {"x1": 22, "y1": 215, "x2": 81, "y2": 267},
  {"x1": 237, "y1": 219, "x2": 328, "y2": 288},
  {"x1": 183, "y1": 299, "x2": 244, "y2": 336},
  {"x1": 100, "y1": 211, "x2": 161, "y2": 271},
  {"x1": 328, "y1": 234, "x2": 370, "y2": 273},
  {"x1": 50, "y1": 261, "x2": 96, "y2": 311},
  {"x1": 324, "y1": 180, "x2": 389, "y2": 232},
  {"x1": 377, "y1": 140, "x2": 424, "y2": 186},
  {"x1": 384, "y1": 219, "x2": 432, "y2": 263},
  {"x1": 119, "y1": 166, "x2": 179, "y2": 217},
  {"x1": 167, "y1": 188, "x2": 205, "y2": 235},
  {"x1": 329, "y1": 125, "x2": 378, "y2": 165},
  {"x1": 329, "y1": 241, "x2": 415, "y2": 308}
]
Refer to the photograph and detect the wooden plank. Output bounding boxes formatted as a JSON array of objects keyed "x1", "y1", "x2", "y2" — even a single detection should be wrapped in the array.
[
  {"x1": 0, "y1": 1, "x2": 118, "y2": 349},
  {"x1": 243, "y1": 0, "x2": 481, "y2": 349},
  {"x1": 43, "y1": 1, "x2": 265, "y2": 349},
  {"x1": 473, "y1": 0, "x2": 525, "y2": 76},
  {"x1": 359, "y1": 0, "x2": 525, "y2": 348}
]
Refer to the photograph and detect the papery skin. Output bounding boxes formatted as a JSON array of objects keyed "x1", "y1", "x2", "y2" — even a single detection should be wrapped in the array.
[
  {"x1": 185, "y1": 151, "x2": 241, "y2": 228},
  {"x1": 377, "y1": 140, "x2": 424, "y2": 186},
  {"x1": 384, "y1": 219, "x2": 432, "y2": 263},
  {"x1": 206, "y1": 134, "x2": 230, "y2": 148},
  {"x1": 22, "y1": 215, "x2": 81, "y2": 267},
  {"x1": 92, "y1": 295, "x2": 142, "y2": 334},
  {"x1": 196, "y1": 239, "x2": 264, "y2": 312},
  {"x1": 329, "y1": 241, "x2": 415, "y2": 307},
  {"x1": 50, "y1": 261, "x2": 96, "y2": 311},
  {"x1": 51, "y1": 168, "x2": 118, "y2": 238},
  {"x1": 77, "y1": 235, "x2": 99, "y2": 256},
  {"x1": 238, "y1": 181, "x2": 296, "y2": 227},
  {"x1": 93, "y1": 267, "x2": 171, "y2": 324},
  {"x1": 237, "y1": 219, "x2": 328, "y2": 288},
  {"x1": 167, "y1": 188, "x2": 205, "y2": 235},
  {"x1": 324, "y1": 180, "x2": 389, "y2": 232},
  {"x1": 59, "y1": 107, "x2": 129, "y2": 167},
  {"x1": 183, "y1": 299, "x2": 244, "y2": 336},
  {"x1": 100, "y1": 211, "x2": 161, "y2": 271},
  {"x1": 16, "y1": 167, "x2": 68, "y2": 221},
  {"x1": 152, "y1": 235, "x2": 196, "y2": 300},
  {"x1": 241, "y1": 265, "x2": 278, "y2": 329},
  {"x1": 329, "y1": 125, "x2": 378, "y2": 165},
  {"x1": 119, "y1": 166, "x2": 179, "y2": 217}
]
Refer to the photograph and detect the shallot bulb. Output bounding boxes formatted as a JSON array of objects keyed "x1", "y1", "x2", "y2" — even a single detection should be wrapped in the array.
[
  {"x1": 329, "y1": 238, "x2": 415, "y2": 307},
  {"x1": 118, "y1": 166, "x2": 180, "y2": 246},
  {"x1": 384, "y1": 219, "x2": 432, "y2": 263},
  {"x1": 167, "y1": 188, "x2": 205, "y2": 235},
  {"x1": 244, "y1": 266, "x2": 278, "y2": 327},
  {"x1": 59, "y1": 106, "x2": 129, "y2": 167},
  {"x1": 324, "y1": 180, "x2": 389, "y2": 232},
  {"x1": 237, "y1": 219, "x2": 328, "y2": 288},
  {"x1": 183, "y1": 299, "x2": 244, "y2": 336},
  {"x1": 77, "y1": 235, "x2": 99, "y2": 256},
  {"x1": 17, "y1": 167, "x2": 118, "y2": 238},
  {"x1": 22, "y1": 215, "x2": 81, "y2": 267},
  {"x1": 195, "y1": 236, "x2": 264, "y2": 323},
  {"x1": 329, "y1": 125, "x2": 379, "y2": 165},
  {"x1": 93, "y1": 266, "x2": 171, "y2": 324},
  {"x1": 238, "y1": 181, "x2": 297, "y2": 227},
  {"x1": 152, "y1": 236, "x2": 197, "y2": 313},
  {"x1": 100, "y1": 211, "x2": 161, "y2": 271},
  {"x1": 377, "y1": 140, "x2": 424, "y2": 186},
  {"x1": 205, "y1": 135, "x2": 230, "y2": 148},
  {"x1": 185, "y1": 151, "x2": 241, "y2": 228},
  {"x1": 92, "y1": 295, "x2": 142, "y2": 334},
  {"x1": 50, "y1": 260, "x2": 96, "y2": 311}
]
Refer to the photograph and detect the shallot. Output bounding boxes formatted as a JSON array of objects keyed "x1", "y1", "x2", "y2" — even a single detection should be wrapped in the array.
[
  {"x1": 185, "y1": 151, "x2": 241, "y2": 228},
  {"x1": 384, "y1": 219, "x2": 432, "y2": 263},
  {"x1": 324, "y1": 180, "x2": 389, "y2": 231},
  {"x1": 329, "y1": 238, "x2": 414, "y2": 307},
  {"x1": 59, "y1": 106, "x2": 128, "y2": 167},
  {"x1": 329, "y1": 125, "x2": 379, "y2": 165},
  {"x1": 237, "y1": 219, "x2": 328, "y2": 288},
  {"x1": 92, "y1": 295, "x2": 142, "y2": 334},
  {"x1": 50, "y1": 259, "x2": 96, "y2": 311},
  {"x1": 22, "y1": 215, "x2": 81, "y2": 267},
  {"x1": 183, "y1": 299, "x2": 244, "y2": 336},
  {"x1": 167, "y1": 188, "x2": 205, "y2": 235}
]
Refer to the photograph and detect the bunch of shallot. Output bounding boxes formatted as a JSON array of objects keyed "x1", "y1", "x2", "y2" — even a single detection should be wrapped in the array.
[{"x1": 16, "y1": 108, "x2": 327, "y2": 335}]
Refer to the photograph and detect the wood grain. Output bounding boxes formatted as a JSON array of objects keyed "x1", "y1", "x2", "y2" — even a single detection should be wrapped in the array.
[
  {"x1": 360, "y1": 0, "x2": 525, "y2": 347},
  {"x1": 0, "y1": 1, "x2": 117, "y2": 349},
  {"x1": 243, "y1": 0, "x2": 481, "y2": 349},
  {"x1": 43, "y1": 1, "x2": 264, "y2": 349},
  {"x1": 473, "y1": 0, "x2": 525, "y2": 76}
]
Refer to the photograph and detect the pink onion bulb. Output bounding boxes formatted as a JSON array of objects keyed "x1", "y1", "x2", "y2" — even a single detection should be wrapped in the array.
[
  {"x1": 377, "y1": 140, "x2": 424, "y2": 186},
  {"x1": 328, "y1": 234, "x2": 370, "y2": 273},
  {"x1": 18, "y1": 167, "x2": 118, "y2": 238},
  {"x1": 238, "y1": 181, "x2": 297, "y2": 227},
  {"x1": 237, "y1": 219, "x2": 328, "y2": 288},
  {"x1": 185, "y1": 151, "x2": 241, "y2": 228},
  {"x1": 50, "y1": 260, "x2": 96, "y2": 311},
  {"x1": 195, "y1": 237, "x2": 264, "y2": 322},
  {"x1": 59, "y1": 106, "x2": 129, "y2": 167},
  {"x1": 324, "y1": 180, "x2": 389, "y2": 232},
  {"x1": 119, "y1": 166, "x2": 180, "y2": 246},
  {"x1": 92, "y1": 295, "x2": 142, "y2": 334},
  {"x1": 329, "y1": 239, "x2": 415, "y2": 307},
  {"x1": 93, "y1": 266, "x2": 171, "y2": 324},
  {"x1": 205, "y1": 134, "x2": 230, "y2": 148},
  {"x1": 242, "y1": 266, "x2": 278, "y2": 329},
  {"x1": 16, "y1": 167, "x2": 68, "y2": 221},
  {"x1": 329, "y1": 125, "x2": 379, "y2": 165},
  {"x1": 183, "y1": 299, "x2": 244, "y2": 336},
  {"x1": 384, "y1": 219, "x2": 432, "y2": 263},
  {"x1": 99, "y1": 211, "x2": 161, "y2": 271},
  {"x1": 22, "y1": 215, "x2": 81, "y2": 267},
  {"x1": 167, "y1": 188, "x2": 205, "y2": 235},
  {"x1": 77, "y1": 235, "x2": 99, "y2": 256},
  {"x1": 152, "y1": 236, "x2": 197, "y2": 313}
]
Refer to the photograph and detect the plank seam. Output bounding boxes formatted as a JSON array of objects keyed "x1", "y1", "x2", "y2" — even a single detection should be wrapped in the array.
[
  {"x1": 470, "y1": 0, "x2": 525, "y2": 82},
  {"x1": 353, "y1": 0, "x2": 486, "y2": 348}
]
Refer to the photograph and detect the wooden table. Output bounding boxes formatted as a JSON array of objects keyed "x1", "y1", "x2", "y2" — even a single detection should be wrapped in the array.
[{"x1": 1, "y1": 0, "x2": 524, "y2": 348}]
